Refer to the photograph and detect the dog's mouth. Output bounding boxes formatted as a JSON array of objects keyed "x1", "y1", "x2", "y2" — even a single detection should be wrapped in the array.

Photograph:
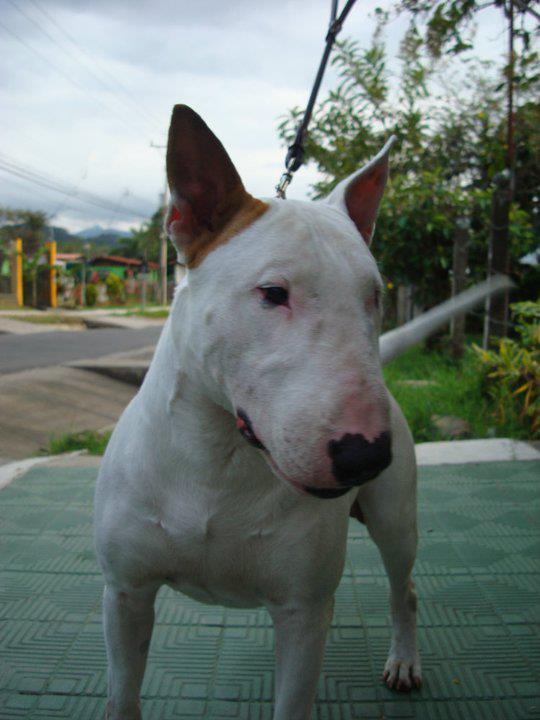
[
  {"x1": 236, "y1": 408, "x2": 266, "y2": 450},
  {"x1": 235, "y1": 408, "x2": 353, "y2": 501},
  {"x1": 303, "y1": 486, "x2": 352, "y2": 499}
]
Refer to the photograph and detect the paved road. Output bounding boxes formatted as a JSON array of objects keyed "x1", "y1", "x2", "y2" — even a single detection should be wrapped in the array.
[{"x1": 0, "y1": 327, "x2": 163, "y2": 374}]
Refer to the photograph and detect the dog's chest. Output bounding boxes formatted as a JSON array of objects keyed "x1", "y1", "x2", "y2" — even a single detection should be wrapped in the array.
[{"x1": 153, "y1": 495, "x2": 284, "y2": 608}]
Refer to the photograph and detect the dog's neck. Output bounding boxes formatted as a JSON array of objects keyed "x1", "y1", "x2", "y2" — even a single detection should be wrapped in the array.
[{"x1": 136, "y1": 283, "x2": 280, "y2": 499}]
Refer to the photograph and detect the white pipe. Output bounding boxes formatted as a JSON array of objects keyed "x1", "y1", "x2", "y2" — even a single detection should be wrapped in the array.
[{"x1": 379, "y1": 275, "x2": 514, "y2": 365}]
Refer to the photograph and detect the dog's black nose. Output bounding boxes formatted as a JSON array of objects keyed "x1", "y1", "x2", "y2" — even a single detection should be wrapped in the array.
[{"x1": 328, "y1": 431, "x2": 392, "y2": 486}]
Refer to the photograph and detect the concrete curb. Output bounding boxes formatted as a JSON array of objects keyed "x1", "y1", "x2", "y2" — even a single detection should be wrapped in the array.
[
  {"x1": 416, "y1": 438, "x2": 540, "y2": 466},
  {"x1": 0, "y1": 317, "x2": 84, "y2": 335},
  {"x1": 0, "y1": 451, "x2": 85, "y2": 491},
  {"x1": 66, "y1": 345, "x2": 155, "y2": 386},
  {"x1": 67, "y1": 359, "x2": 149, "y2": 386},
  {"x1": 81, "y1": 316, "x2": 166, "y2": 331}
]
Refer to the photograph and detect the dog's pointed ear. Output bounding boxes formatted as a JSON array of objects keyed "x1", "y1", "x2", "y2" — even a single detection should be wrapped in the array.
[
  {"x1": 325, "y1": 136, "x2": 396, "y2": 246},
  {"x1": 165, "y1": 105, "x2": 265, "y2": 267}
]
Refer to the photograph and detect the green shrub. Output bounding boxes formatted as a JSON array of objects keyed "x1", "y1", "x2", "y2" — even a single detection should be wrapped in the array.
[
  {"x1": 46, "y1": 430, "x2": 111, "y2": 456},
  {"x1": 85, "y1": 283, "x2": 98, "y2": 307},
  {"x1": 105, "y1": 273, "x2": 124, "y2": 304},
  {"x1": 473, "y1": 300, "x2": 539, "y2": 438}
]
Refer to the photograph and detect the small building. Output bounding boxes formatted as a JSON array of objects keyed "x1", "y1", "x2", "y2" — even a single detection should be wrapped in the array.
[
  {"x1": 88, "y1": 256, "x2": 159, "y2": 282},
  {"x1": 56, "y1": 252, "x2": 83, "y2": 268}
]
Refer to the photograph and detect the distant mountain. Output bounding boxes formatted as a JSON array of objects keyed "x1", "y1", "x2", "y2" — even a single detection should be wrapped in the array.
[
  {"x1": 49, "y1": 226, "x2": 78, "y2": 244},
  {"x1": 1, "y1": 223, "x2": 77, "y2": 245},
  {"x1": 76, "y1": 225, "x2": 131, "y2": 241},
  {"x1": 52, "y1": 226, "x2": 123, "y2": 255}
]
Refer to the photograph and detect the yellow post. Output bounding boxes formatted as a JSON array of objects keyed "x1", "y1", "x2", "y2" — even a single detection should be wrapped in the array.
[
  {"x1": 48, "y1": 240, "x2": 57, "y2": 308},
  {"x1": 14, "y1": 238, "x2": 23, "y2": 307}
]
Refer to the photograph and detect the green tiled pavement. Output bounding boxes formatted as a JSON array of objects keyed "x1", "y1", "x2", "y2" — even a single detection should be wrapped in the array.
[{"x1": 1, "y1": 462, "x2": 539, "y2": 719}]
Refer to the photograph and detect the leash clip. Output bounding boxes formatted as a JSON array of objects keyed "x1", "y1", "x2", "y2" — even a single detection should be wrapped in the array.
[{"x1": 275, "y1": 170, "x2": 293, "y2": 199}]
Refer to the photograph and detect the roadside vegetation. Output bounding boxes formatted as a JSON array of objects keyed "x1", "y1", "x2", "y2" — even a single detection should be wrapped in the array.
[
  {"x1": 385, "y1": 344, "x2": 483, "y2": 442},
  {"x1": 472, "y1": 301, "x2": 539, "y2": 439},
  {"x1": 386, "y1": 344, "x2": 520, "y2": 442},
  {"x1": 45, "y1": 430, "x2": 112, "y2": 456},
  {"x1": 386, "y1": 301, "x2": 539, "y2": 442},
  {"x1": 118, "y1": 308, "x2": 169, "y2": 319}
]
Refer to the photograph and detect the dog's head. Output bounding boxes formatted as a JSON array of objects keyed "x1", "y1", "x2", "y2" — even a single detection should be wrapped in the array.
[{"x1": 165, "y1": 105, "x2": 393, "y2": 498}]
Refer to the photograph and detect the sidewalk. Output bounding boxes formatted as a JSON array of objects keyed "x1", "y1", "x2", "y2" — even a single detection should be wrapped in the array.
[
  {"x1": 0, "y1": 308, "x2": 167, "y2": 334},
  {"x1": 0, "y1": 317, "x2": 84, "y2": 335},
  {"x1": 0, "y1": 366, "x2": 137, "y2": 461},
  {"x1": 0, "y1": 451, "x2": 538, "y2": 719}
]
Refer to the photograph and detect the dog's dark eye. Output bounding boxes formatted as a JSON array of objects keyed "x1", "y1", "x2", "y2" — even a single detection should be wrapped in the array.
[{"x1": 258, "y1": 286, "x2": 289, "y2": 307}]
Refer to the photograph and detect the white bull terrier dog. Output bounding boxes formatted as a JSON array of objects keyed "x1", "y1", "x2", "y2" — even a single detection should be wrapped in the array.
[{"x1": 94, "y1": 105, "x2": 421, "y2": 720}]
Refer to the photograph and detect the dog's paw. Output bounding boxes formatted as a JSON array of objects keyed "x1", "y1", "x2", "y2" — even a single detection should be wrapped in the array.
[{"x1": 382, "y1": 652, "x2": 422, "y2": 692}]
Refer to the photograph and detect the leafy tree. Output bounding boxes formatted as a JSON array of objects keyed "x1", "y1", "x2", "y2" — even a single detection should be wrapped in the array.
[
  {"x1": 398, "y1": 1, "x2": 538, "y2": 60},
  {"x1": 398, "y1": 0, "x2": 540, "y2": 208},
  {"x1": 112, "y1": 207, "x2": 164, "y2": 263},
  {"x1": 277, "y1": 10, "x2": 538, "y2": 308},
  {"x1": 0, "y1": 206, "x2": 48, "y2": 255},
  {"x1": 0, "y1": 207, "x2": 51, "y2": 306}
]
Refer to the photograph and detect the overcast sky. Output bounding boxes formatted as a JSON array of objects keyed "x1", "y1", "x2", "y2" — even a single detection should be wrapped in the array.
[{"x1": 0, "y1": 0, "x2": 513, "y2": 233}]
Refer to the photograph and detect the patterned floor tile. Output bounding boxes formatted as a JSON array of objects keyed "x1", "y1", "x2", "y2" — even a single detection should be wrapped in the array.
[{"x1": 0, "y1": 461, "x2": 539, "y2": 720}]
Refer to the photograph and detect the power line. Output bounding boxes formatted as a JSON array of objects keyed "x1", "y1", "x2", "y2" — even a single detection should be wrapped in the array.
[
  {"x1": 26, "y1": 0, "x2": 164, "y2": 134},
  {"x1": 0, "y1": 154, "x2": 150, "y2": 219},
  {"x1": 9, "y1": 0, "x2": 162, "y2": 136},
  {"x1": 0, "y1": 170, "x2": 69, "y2": 211},
  {"x1": 0, "y1": 162, "x2": 141, "y2": 218},
  {"x1": 0, "y1": 16, "x2": 152, "y2": 141},
  {"x1": 0, "y1": 118, "x2": 82, "y2": 180},
  {"x1": 0, "y1": 171, "x2": 112, "y2": 223}
]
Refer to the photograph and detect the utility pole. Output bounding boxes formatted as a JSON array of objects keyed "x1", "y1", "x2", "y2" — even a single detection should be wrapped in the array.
[
  {"x1": 507, "y1": 0, "x2": 516, "y2": 201},
  {"x1": 451, "y1": 217, "x2": 469, "y2": 358},
  {"x1": 150, "y1": 141, "x2": 169, "y2": 306},
  {"x1": 483, "y1": 169, "x2": 512, "y2": 346},
  {"x1": 484, "y1": 0, "x2": 515, "y2": 343}
]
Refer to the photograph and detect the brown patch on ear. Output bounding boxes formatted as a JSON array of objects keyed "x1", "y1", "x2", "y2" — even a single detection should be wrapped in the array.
[
  {"x1": 184, "y1": 195, "x2": 268, "y2": 268},
  {"x1": 166, "y1": 105, "x2": 246, "y2": 229},
  {"x1": 166, "y1": 104, "x2": 268, "y2": 268}
]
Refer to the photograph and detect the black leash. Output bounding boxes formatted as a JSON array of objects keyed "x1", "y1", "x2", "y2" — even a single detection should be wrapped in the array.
[{"x1": 275, "y1": 0, "x2": 357, "y2": 199}]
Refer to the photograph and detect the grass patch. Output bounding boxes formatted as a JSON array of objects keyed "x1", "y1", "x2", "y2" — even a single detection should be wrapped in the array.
[
  {"x1": 121, "y1": 309, "x2": 169, "y2": 319},
  {"x1": 5, "y1": 313, "x2": 84, "y2": 326},
  {"x1": 384, "y1": 342, "x2": 528, "y2": 442},
  {"x1": 45, "y1": 430, "x2": 112, "y2": 456}
]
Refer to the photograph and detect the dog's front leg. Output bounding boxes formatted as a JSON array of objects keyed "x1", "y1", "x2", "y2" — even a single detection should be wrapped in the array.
[
  {"x1": 358, "y1": 478, "x2": 422, "y2": 691},
  {"x1": 269, "y1": 599, "x2": 333, "y2": 720},
  {"x1": 103, "y1": 583, "x2": 159, "y2": 720},
  {"x1": 369, "y1": 520, "x2": 421, "y2": 691}
]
